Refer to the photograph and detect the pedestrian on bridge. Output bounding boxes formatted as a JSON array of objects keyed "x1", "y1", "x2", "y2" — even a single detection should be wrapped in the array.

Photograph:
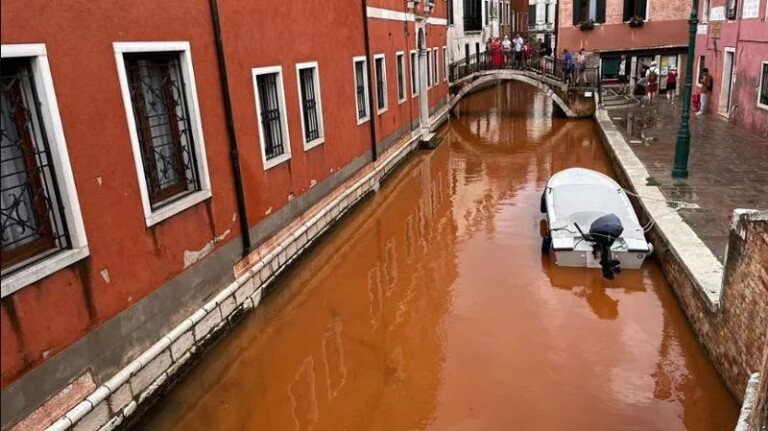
[
  {"x1": 576, "y1": 49, "x2": 588, "y2": 85},
  {"x1": 491, "y1": 38, "x2": 503, "y2": 68},
  {"x1": 502, "y1": 35, "x2": 512, "y2": 67},
  {"x1": 563, "y1": 49, "x2": 574, "y2": 84}
]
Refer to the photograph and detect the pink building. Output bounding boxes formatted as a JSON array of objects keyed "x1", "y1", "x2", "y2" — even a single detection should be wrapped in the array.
[{"x1": 694, "y1": 0, "x2": 768, "y2": 137}]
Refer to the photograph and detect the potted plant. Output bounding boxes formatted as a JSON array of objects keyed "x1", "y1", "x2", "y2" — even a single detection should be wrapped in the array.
[
  {"x1": 628, "y1": 15, "x2": 645, "y2": 27},
  {"x1": 578, "y1": 19, "x2": 595, "y2": 31}
]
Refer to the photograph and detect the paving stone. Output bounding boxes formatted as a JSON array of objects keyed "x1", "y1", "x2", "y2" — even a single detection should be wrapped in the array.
[{"x1": 608, "y1": 101, "x2": 768, "y2": 262}]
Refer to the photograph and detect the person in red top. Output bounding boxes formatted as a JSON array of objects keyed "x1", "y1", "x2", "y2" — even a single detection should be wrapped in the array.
[
  {"x1": 523, "y1": 42, "x2": 533, "y2": 68},
  {"x1": 491, "y1": 38, "x2": 503, "y2": 68},
  {"x1": 666, "y1": 66, "x2": 678, "y2": 103}
]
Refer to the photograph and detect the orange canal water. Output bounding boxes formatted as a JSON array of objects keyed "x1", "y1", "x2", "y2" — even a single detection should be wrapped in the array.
[{"x1": 140, "y1": 82, "x2": 738, "y2": 431}]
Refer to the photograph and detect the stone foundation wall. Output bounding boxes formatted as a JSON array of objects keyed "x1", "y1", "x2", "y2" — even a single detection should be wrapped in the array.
[{"x1": 596, "y1": 110, "x2": 768, "y2": 403}]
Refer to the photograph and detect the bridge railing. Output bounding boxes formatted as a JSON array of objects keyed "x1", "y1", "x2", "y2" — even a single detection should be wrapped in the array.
[{"x1": 448, "y1": 52, "x2": 600, "y2": 89}]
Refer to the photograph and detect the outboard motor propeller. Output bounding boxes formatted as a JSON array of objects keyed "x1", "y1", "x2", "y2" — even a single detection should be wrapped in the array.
[{"x1": 588, "y1": 214, "x2": 624, "y2": 279}]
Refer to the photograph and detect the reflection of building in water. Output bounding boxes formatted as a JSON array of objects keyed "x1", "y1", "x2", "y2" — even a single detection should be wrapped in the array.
[
  {"x1": 144, "y1": 134, "x2": 459, "y2": 431},
  {"x1": 540, "y1": 258, "x2": 647, "y2": 320}
]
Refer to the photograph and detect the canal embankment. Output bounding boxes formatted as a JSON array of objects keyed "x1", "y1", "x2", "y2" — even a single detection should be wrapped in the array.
[{"x1": 596, "y1": 108, "x2": 768, "y2": 428}]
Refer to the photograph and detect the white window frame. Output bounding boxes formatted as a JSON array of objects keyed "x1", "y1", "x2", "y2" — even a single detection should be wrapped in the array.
[
  {"x1": 295, "y1": 61, "x2": 325, "y2": 151},
  {"x1": 373, "y1": 54, "x2": 388, "y2": 114},
  {"x1": 758, "y1": 61, "x2": 768, "y2": 110},
  {"x1": 395, "y1": 51, "x2": 407, "y2": 104},
  {"x1": 114, "y1": 41, "x2": 212, "y2": 227},
  {"x1": 352, "y1": 56, "x2": 370, "y2": 125},
  {"x1": 410, "y1": 50, "x2": 420, "y2": 98},
  {"x1": 1, "y1": 44, "x2": 89, "y2": 296},
  {"x1": 251, "y1": 65, "x2": 292, "y2": 169},
  {"x1": 443, "y1": 46, "x2": 449, "y2": 82}
]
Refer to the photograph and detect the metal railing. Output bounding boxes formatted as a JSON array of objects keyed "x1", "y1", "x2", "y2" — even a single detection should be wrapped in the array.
[{"x1": 448, "y1": 51, "x2": 601, "y2": 90}]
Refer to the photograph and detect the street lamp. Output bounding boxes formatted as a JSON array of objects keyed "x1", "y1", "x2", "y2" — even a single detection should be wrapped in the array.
[
  {"x1": 671, "y1": 0, "x2": 699, "y2": 178},
  {"x1": 406, "y1": 0, "x2": 435, "y2": 139}
]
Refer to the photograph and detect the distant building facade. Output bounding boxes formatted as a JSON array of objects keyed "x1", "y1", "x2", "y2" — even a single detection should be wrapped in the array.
[
  {"x1": 529, "y1": 0, "x2": 557, "y2": 54},
  {"x1": 694, "y1": 0, "x2": 768, "y2": 137},
  {"x1": 557, "y1": 0, "x2": 691, "y2": 91}
]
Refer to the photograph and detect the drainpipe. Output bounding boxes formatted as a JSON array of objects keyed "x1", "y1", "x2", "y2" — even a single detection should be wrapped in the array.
[
  {"x1": 209, "y1": 0, "x2": 252, "y2": 257},
  {"x1": 553, "y1": 0, "x2": 560, "y2": 56},
  {"x1": 361, "y1": 0, "x2": 379, "y2": 162}
]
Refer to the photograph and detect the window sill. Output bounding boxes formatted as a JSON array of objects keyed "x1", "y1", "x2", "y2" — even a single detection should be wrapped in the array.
[
  {"x1": 146, "y1": 190, "x2": 212, "y2": 227},
  {"x1": 398, "y1": 97, "x2": 407, "y2": 104},
  {"x1": 757, "y1": 102, "x2": 768, "y2": 111},
  {"x1": 263, "y1": 153, "x2": 292, "y2": 171},
  {"x1": 356, "y1": 116, "x2": 371, "y2": 126},
  {"x1": 377, "y1": 107, "x2": 389, "y2": 115},
  {"x1": 304, "y1": 137, "x2": 325, "y2": 151},
  {"x1": 1, "y1": 246, "x2": 90, "y2": 298}
]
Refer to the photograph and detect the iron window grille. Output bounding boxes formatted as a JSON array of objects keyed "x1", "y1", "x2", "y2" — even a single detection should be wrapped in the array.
[
  {"x1": 256, "y1": 72, "x2": 286, "y2": 160},
  {"x1": 1, "y1": 58, "x2": 70, "y2": 271},
  {"x1": 433, "y1": 50, "x2": 439, "y2": 84},
  {"x1": 375, "y1": 57, "x2": 386, "y2": 111},
  {"x1": 299, "y1": 68, "x2": 320, "y2": 143},
  {"x1": 426, "y1": 53, "x2": 431, "y2": 88},
  {"x1": 410, "y1": 52, "x2": 419, "y2": 96},
  {"x1": 124, "y1": 53, "x2": 200, "y2": 209},
  {"x1": 354, "y1": 60, "x2": 368, "y2": 120},
  {"x1": 396, "y1": 54, "x2": 405, "y2": 101}
]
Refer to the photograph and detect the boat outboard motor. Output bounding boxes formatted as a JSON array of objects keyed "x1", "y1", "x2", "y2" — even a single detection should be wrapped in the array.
[{"x1": 588, "y1": 214, "x2": 624, "y2": 279}]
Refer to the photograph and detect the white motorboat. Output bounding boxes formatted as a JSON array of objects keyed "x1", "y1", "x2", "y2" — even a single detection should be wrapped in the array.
[{"x1": 540, "y1": 167, "x2": 653, "y2": 279}]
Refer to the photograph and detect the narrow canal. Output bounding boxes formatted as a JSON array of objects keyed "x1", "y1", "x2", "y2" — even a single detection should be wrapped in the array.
[{"x1": 141, "y1": 82, "x2": 738, "y2": 431}]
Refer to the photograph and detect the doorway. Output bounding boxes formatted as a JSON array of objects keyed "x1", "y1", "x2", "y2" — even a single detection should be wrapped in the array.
[{"x1": 719, "y1": 48, "x2": 735, "y2": 116}]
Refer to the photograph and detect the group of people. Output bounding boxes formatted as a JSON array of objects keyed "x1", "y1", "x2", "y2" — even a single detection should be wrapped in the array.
[
  {"x1": 561, "y1": 48, "x2": 590, "y2": 85},
  {"x1": 487, "y1": 34, "x2": 532, "y2": 68},
  {"x1": 615, "y1": 56, "x2": 678, "y2": 104},
  {"x1": 616, "y1": 55, "x2": 713, "y2": 115}
]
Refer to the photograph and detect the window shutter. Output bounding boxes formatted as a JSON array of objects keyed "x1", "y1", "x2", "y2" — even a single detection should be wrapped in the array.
[
  {"x1": 623, "y1": 0, "x2": 633, "y2": 21},
  {"x1": 596, "y1": 0, "x2": 606, "y2": 22},
  {"x1": 636, "y1": 0, "x2": 647, "y2": 19},
  {"x1": 573, "y1": 0, "x2": 582, "y2": 24}
]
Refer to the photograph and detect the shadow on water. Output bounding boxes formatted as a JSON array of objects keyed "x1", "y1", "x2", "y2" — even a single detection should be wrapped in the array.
[{"x1": 139, "y1": 81, "x2": 738, "y2": 431}]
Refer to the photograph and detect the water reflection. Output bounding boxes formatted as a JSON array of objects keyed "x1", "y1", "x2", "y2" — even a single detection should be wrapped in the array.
[{"x1": 141, "y1": 82, "x2": 737, "y2": 431}]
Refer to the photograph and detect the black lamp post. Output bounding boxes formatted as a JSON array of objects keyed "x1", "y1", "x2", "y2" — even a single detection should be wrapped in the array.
[{"x1": 671, "y1": 0, "x2": 699, "y2": 178}]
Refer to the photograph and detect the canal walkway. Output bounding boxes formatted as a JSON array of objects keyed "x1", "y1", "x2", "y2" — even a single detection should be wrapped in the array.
[
  {"x1": 138, "y1": 82, "x2": 738, "y2": 431},
  {"x1": 606, "y1": 100, "x2": 768, "y2": 261}
]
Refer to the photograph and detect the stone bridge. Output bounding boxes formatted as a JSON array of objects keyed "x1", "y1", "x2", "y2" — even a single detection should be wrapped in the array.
[{"x1": 448, "y1": 69, "x2": 599, "y2": 118}]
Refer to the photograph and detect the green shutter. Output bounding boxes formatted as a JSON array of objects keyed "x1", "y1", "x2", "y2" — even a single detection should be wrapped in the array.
[
  {"x1": 636, "y1": 0, "x2": 647, "y2": 19},
  {"x1": 596, "y1": 0, "x2": 606, "y2": 22},
  {"x1": 623, "y1": 0, "x2": 633, "y2": 21},
  {"x1": 573, "y1": 0, "x2": 582, "y2": 24}
]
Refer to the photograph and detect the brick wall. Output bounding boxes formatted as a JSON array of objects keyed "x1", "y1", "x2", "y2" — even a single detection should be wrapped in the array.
[
  {"x1": 749, "y1": 340, "x2": 767, "y2": 430},
  {"x1": 645, "y1": 208, "x2": 767, "y2": 402},
  {"x1": 558, "y1": 0, "x2": 689, "y2": 27}
]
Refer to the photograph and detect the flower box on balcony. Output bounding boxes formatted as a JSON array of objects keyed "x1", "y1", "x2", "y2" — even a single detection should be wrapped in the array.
[
  {"x1": 628, "y1": 16, "x2": 645, "y2": 27},
  {"x1": 578, "y1": 19, "x2": 595, "y2": 31}
]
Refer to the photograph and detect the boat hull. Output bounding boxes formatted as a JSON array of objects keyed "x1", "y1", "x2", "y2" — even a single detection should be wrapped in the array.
[{"x1": 553, "y1": 247, "x2": 650, "y2": 270}]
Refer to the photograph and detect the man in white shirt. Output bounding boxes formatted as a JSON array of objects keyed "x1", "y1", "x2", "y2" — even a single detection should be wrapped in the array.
[
  {"x1": 513, "y1": 33, "x2": 524, "y2": 68},
  {"x1": 502, "y1": 35, "x2": 512, "y2": 67},
  {"x1": 617, "y1": 55, "x2": 628, "y2": 95}
]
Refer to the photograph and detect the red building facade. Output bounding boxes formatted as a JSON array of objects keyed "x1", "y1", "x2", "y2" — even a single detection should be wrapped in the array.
[
  {"x1": 0, "y1": 1, "x2": 448, "y2": 428},
  {"x1": 694, "y1": 0, "x2": 768, "y2": 137}
]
